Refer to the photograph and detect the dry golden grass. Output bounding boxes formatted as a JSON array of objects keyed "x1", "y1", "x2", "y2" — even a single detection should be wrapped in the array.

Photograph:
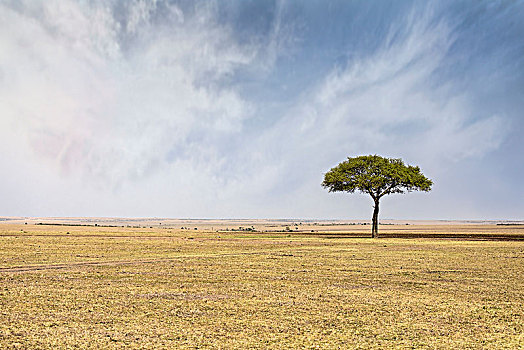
[{"x1": 0, "y1": 222, "x2": 523, "y2": 349}]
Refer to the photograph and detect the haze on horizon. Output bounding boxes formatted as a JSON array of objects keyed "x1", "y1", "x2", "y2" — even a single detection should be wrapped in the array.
[{"x1": 1, "y1": 1, "x2": 523, "y2": 220}]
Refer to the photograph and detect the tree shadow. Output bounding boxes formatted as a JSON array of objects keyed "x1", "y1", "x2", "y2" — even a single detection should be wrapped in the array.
[{"x1": 304, "y1": 232, "x2": 524, "y2": 241}]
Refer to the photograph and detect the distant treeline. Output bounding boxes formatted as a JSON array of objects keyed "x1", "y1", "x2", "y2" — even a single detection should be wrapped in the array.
[{"x1": 36, "y1": 223, "x2": 120, "y2": 228}]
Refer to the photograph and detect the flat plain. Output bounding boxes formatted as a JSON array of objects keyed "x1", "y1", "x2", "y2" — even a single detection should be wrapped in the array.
[{"x1": 0, "y1": 219, "x2": 523, "y2": 349}]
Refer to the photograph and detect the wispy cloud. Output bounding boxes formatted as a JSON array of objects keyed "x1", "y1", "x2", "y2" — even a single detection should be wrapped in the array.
[
  {"x1": 0, "y1": 0, "x2": 258, "y2": 189},
  {"x1": 227, "y1": 4, "x2": 510, "y2": 218}
]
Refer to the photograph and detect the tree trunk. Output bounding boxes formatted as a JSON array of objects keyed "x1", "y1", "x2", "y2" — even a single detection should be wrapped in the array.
[{"x1": 371, "y1": 199, "x2": 379, "y2": 238}]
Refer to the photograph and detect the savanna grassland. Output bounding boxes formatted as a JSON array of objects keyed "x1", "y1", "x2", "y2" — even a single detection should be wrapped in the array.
[{"x1": 0, "y1": 220, "x2": 523, "y2": 349}]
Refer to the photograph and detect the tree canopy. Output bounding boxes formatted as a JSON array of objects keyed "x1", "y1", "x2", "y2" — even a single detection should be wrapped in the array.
[{"x1": 322, "y1": 155, "x2": 432, "y2": 237}]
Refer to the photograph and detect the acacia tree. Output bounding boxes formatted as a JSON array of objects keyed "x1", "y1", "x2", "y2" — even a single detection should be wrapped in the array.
[{"x1": 322, "y1": 155, "x2": 432, "y2": 238}]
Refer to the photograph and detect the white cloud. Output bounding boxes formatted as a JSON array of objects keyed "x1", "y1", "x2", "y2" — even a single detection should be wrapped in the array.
[{"x1": 0, "y1": 0, "x2": 256, "y2": 192}]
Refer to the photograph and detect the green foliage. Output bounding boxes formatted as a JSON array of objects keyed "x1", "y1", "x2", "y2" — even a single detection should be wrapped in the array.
[{"x1": 322, "y1": 155, "x2": 432, "y2": 200}]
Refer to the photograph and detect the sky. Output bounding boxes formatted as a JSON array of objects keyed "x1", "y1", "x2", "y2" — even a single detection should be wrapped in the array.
[{"x1": 1, "y1": 0, "x2": 523, "y2": 220}]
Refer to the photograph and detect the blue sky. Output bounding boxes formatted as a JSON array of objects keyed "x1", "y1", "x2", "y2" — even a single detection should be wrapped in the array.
[{"x1": 1, "y1": 0, "x2": 523, "y2": 219}]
